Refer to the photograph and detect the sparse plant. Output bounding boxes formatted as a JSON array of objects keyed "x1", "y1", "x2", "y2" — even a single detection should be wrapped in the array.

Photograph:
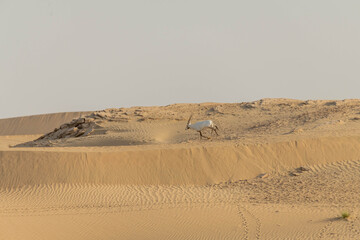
[{"x1": 341, "y1": 211, "x2": 350, "y2": 219}]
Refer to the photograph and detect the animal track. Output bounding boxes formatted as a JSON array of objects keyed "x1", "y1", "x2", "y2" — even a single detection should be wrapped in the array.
[{"x1": 237, "y1": 204, "x2": 261, "y2": 239}]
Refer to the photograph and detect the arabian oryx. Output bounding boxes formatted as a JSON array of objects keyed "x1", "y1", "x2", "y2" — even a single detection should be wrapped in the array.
[{"x1": 185, "y1": 115, "x2": 219, "y2": 139}]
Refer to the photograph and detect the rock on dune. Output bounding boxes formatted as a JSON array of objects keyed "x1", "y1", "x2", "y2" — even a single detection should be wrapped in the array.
[{"x1": 35, "y1": 117, "x2": 96, "y2": 141}]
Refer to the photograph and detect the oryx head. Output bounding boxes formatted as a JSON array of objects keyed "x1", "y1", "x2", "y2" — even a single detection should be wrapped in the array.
[{"x1": 185, "y1": 114, "x2": 193, "y2": 130}]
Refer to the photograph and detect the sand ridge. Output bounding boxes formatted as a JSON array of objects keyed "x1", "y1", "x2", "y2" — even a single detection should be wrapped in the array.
[
  {"x1": 0, "y1": 111, "x2": 91, "y2": 136},
  {"x1": 1, "y1": 136, "x2": 360, "y2": 187}
]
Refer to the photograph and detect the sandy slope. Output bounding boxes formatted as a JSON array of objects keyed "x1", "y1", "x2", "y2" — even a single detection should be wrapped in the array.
[
  {"x1": 1, "y1": 99, "x2": 360, "y2": 239},
  {"x1": 0, "y1": 111, "x2": 90, "y2": 136},
  {"x1": 1, "y1": 136, "x2": 360, "y2": 187}
]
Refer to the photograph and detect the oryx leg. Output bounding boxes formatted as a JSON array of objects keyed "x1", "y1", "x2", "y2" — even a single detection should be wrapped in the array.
[
  {"x1": 210, "y1": 127, "x2": 219, "y2": 136},
  {"x1": 199, "y1": 131, "x2": 210, "y2": 139}
]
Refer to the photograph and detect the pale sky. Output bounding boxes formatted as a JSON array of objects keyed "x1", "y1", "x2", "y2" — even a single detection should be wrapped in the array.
[{"x1": 1, "y1": 0, "x2": 359, "y2": 119}]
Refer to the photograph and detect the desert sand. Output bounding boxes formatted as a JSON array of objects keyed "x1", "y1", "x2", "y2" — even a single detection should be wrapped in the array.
[{"x1": 1, "y1": 98, "x2": 360, "y2": 239}]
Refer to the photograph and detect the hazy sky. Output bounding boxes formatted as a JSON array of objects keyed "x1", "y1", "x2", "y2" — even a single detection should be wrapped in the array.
[{"x1": 1, "y1": 0, "x2": 360, "y2": 118}]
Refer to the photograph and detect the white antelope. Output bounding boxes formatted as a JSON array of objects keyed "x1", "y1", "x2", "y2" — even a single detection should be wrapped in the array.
[{"x1": 185, "y1": 115, "x2": 219, "y2": 139}]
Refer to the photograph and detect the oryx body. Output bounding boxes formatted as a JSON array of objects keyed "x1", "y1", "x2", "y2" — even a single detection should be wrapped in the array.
[{"x1": 185, "y1": 115, "x2": 219, "y2": 139}]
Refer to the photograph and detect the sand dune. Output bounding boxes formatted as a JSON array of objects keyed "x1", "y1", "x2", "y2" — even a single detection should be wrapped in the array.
[
  {"x1": 1, "y1": 99, "x2": 360, "y2": 239},
  {"x1": 0, "y1": 111, "x2": 90, "y2": 136}
]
